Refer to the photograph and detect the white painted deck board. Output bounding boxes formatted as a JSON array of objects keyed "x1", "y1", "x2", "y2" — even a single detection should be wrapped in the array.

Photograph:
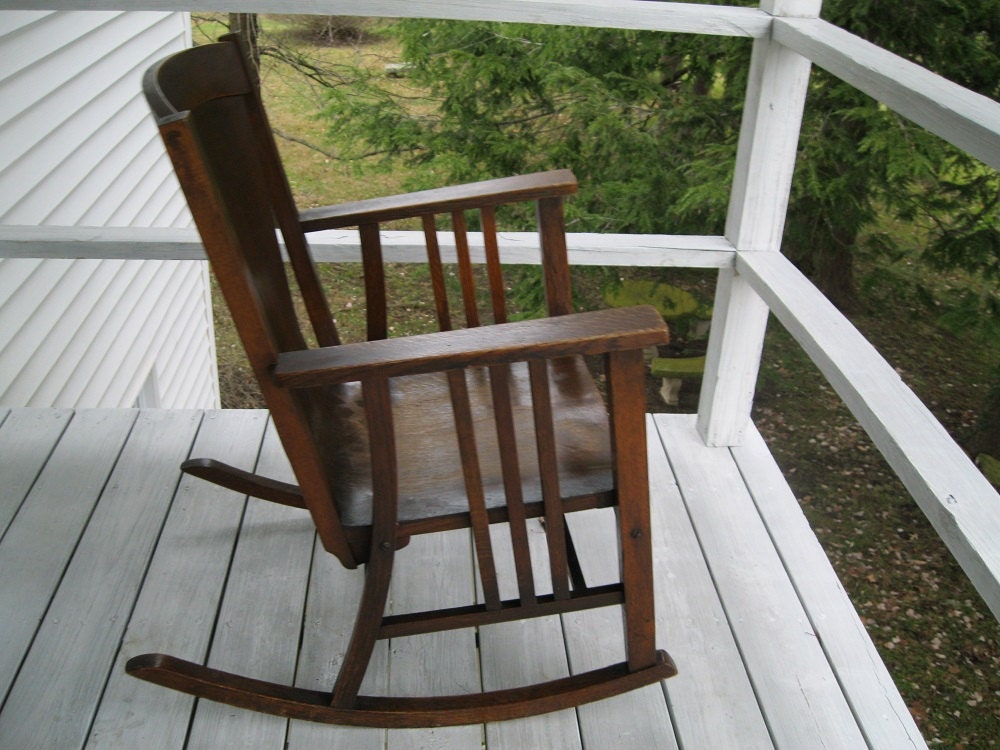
[
  {"x1": 0, "y1": 409, "x2": 928, "y2": 749},
  {"x1": 0, "y1": 409, "x2": 137, "y2": 704},
  {"x1": 731, "y1": 426, "x2": 926, "y2": 748},
  {"x1": 87, "y1": 410, "x2": 270, "y2": 750},
  {"x1": 0, "y1": 406, "x2": 72, "y2": 533},
  {"x1": 185, "y1": 423, "x2": 316, "y2": 750},
  {"x1": 658, "y1": 414, "x2": 868, "y2": 749},
  {"x1": 0, "y1": 409, "x2": 199, "y2": 750}
]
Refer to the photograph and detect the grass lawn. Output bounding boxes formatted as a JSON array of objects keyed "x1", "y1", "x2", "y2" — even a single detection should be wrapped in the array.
[{"x1": 198, "y1": 15, "x2": 1000, "y2": 747}]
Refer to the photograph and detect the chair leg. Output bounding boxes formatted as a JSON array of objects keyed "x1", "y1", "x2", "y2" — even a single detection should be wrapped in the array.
[
  {"x1": 329, "y1": 539, "x2": 395, "y2": 708},
  {"x1": 607, "y1": 349, "x2": 659, "y2": 671}
]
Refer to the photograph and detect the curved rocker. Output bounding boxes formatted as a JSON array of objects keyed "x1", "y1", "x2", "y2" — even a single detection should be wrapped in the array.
[{"x1": 126, "y1": 650, "x2": 677, "y2": 728}]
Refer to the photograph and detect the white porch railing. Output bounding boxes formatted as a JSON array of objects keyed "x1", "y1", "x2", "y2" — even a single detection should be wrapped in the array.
[{"x1": 1, "y1": 0, "x2": 998, "y2": 622}]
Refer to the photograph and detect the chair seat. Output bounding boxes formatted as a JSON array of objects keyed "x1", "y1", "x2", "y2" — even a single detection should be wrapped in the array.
[{"x1": 318, "y1": 356, "x2": 615, "y2": 528}]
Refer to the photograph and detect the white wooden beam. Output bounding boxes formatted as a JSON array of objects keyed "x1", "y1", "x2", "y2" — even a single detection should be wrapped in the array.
[
  {"x1": 2, "y1": 0, "x2": 772, "y2": 37},
  {"x1": 775, "y1": 17, "x2": 1000, "y2": 172},
  {"x1": 696, "y1": 0, "x2": 819, "y2": 446},
  {"x1": 0, "y1": 225, "x2": 735, "y2": 267},
  {"x1": 738, "y1": 250, "x2": 1000, "y2": 621}
]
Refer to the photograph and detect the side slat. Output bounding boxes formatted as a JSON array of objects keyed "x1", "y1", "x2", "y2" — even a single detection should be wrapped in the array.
[
  {"x1": 359, "y1": 222, "x2": 387, "y2": 341},
  {"x1": 451, "y1": 211, "x2": 480, "y2": 328},
  {"x1": 528, "y1": 358, "x2": 571, "y2": 600},
  {"x1": 446, "y1": 369, "x2": 502, "y2": 610},
  {"x1": 488, "y1": 363, "x2": 537, "y2": 605},
  {"x1": 421, "y1": 214, "x2": 452, "y2": 331},
  {"x1": 536, "y1": 196, "x2": 573, "y2": 316},
  {"x1": 481, "y1": 206, "x2": 508, "y2": 324}
]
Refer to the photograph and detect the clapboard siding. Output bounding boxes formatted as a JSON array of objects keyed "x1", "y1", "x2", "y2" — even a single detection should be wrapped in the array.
[{"x1": 0, "y1": 10, "x2": 219, "y2": 408}]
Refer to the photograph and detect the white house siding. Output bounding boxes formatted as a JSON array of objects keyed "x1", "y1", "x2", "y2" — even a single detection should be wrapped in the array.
[{"x1": 0, "y1": 10, "x2": 219, "y2": 408}]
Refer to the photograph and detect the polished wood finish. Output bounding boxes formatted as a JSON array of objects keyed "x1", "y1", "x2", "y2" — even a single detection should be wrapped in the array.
[{"x1": 136, "y1": 34, "x2": 672, "y2": 727}]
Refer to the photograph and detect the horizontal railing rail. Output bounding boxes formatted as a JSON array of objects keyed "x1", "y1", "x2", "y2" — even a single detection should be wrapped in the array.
[
  {"x1": 2, "y1": 0, "x2": 773, "y2": 37},
  {"x1": 0, "y1": 225, "x2": 735, "y2": 268},
  {"x1": 774, "y1": 17, "x2": 1000, "y2": 171},
  {"x1": 738, "y1": 251, "x2": 1000, "y2": 621}
]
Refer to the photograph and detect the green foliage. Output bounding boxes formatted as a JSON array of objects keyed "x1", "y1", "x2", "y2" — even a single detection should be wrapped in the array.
[
  {"x1": 325, "y1": 20, "x2": 750, "y2": 234},
  {"x1": 323, "y1": 2, "x2": 998, "y2": 317}
]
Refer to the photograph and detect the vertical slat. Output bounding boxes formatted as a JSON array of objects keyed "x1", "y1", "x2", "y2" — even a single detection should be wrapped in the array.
[
  {"x1": 421, "y1": 214, "x2": 452, "y2": 331},
  {"x1": 446, "y1": 369, "x2": 501, "y2": 610},
  {"x1": 528, "y1": 359, "x2": 571, "y2": 600},
  {"x1": 359, "y1": 222, "x2": 387, "y2": 341},
  {"x1": 451, "y1": 211, "x2": 480, "y2": 327},
  {"x1": 606, "y1": 349, "x2": 658, "y2": 672},
  {"x1": 488, "y1": 363, "x2": 537, "y2": 606},
  {"x1": 536, "y1": 196, "x2": 573, "y2": 317},
  {"x1": 481, "y1": 206, "x2": 507, "y2": 324}
]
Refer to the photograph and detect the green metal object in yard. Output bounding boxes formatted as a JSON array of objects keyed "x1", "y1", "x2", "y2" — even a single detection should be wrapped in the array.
[
  {"x1": 603, "y1": 280, "x2": 700, "y2": 321},
  {"x1": 650, "y1": 356, "x2": 706, "y2": 379}
]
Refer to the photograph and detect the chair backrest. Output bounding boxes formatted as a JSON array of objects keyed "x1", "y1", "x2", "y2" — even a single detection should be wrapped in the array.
[
  {"x1": 145, "y1": 35, "x2": 339, "y2": 352},
  {"x1": 145, "y1": 36, "x2": 362, "y2": 564}
]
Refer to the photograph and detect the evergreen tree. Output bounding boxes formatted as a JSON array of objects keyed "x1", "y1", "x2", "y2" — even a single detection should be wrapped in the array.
[{"x1": 324, "y1": 1, "x2": 999, "y2": 311}]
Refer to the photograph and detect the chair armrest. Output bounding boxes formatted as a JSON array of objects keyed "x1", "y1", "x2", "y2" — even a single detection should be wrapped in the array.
[
  {"x1": 272, "y1": 306, "x2": 667, "y2": 388},
  {"x1": 298, "y1": 170, "x2": 577, "y2": 231}
]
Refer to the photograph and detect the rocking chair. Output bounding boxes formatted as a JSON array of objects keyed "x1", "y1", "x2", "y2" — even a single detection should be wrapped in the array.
[{"x1": 130, "y1": 34, "x2": 675, "y2": 727}]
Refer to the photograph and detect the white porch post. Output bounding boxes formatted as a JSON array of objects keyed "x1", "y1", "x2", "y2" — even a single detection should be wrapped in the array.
[{"x1": 696, "y1": 0, "x2": 821, "y2": 446}]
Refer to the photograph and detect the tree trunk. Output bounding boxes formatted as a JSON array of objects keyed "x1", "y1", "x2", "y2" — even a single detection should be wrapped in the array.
[
  {"x1": 784, "y1": 199, "x2": 860, "y2": 312},
  {"x1": 967, "y1": 365, "x2": 1000, "y2": 461},
  {"x1": 228, "y1": 13, "x2": 261, "y2": 85}
]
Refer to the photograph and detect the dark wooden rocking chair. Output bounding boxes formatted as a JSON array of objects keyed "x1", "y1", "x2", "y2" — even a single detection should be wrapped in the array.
[{"x1": 131, "y1": 34, "x2": 676, "y2": 727}]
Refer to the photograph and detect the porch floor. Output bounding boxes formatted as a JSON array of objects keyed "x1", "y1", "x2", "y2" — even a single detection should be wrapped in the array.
[{"x1": 0, "y1": 408, "x2": 926, "y2": 749}]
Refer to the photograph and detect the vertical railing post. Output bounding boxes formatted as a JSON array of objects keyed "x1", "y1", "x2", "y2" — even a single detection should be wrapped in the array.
[{"x1": 696, "y1": 0, "x2": 822, "y2": 446}]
